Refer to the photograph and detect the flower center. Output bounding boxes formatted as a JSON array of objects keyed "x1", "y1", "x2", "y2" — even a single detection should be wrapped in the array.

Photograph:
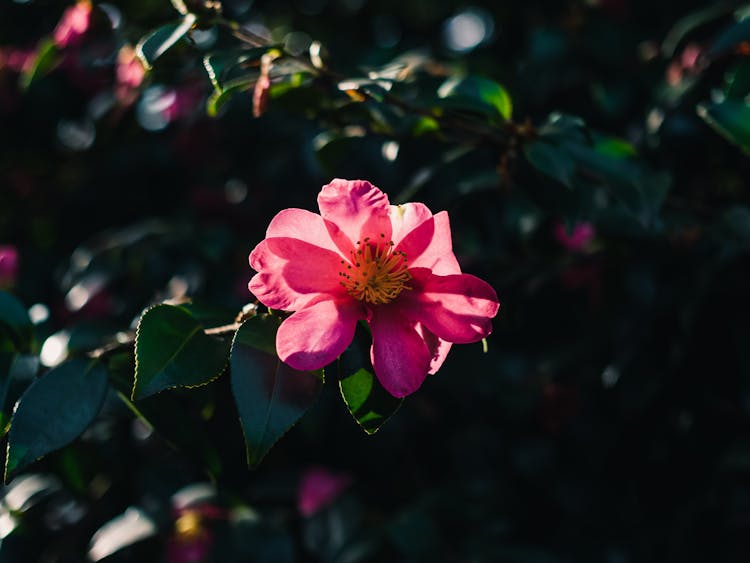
[{"x1": 338, "y1": 235, "x2": 411, "y2": 305}]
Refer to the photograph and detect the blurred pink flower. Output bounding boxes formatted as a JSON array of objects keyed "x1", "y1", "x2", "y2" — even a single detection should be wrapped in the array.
[
  {"x1": 165, "y1": 505, "x2": 225, "y2": 563},
  {"x1": 115, "y1": 45, "x2": 145, "y2": 104},
  {"x1": 53, "y1": 1, "x2": 92, "y2": 49},
  {"x1": 666, "y1": 43, "x2": 703, "y2": 86},
  {"x1": 0, "y1": 48, "x2": 36, "y2": 74},
  {"x1": 248, "y1": 179, "x2": 500, "y2": 397},
  {"x1": 680, "y1": 43, "x2": 702, "y2": 71},
  {"x1": 554, "y1": 221, "x2": 595, "y2": 252},
  {"x1": 161, "y1": 86, "x2": 200, "y2": 122},
  {"x1": 298, "y1": 467, "x2": 352, "y2": 517},
  {"x1": 0, "y1": 246, "x2": 19, "y2": 288}
]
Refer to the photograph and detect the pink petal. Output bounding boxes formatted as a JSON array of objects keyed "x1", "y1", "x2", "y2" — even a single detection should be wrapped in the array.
[
  {"x1": 396, "y1": 211, "x2": 461, "y2": 275},
  {"x1": 415, "y1": 323, "x2": 453, "y2": 375},
  {"x1": 248, "y1": 238, "x2": 345, "y2": 311},
  {"x1": 317, "y1": 179, "x2": 392, "y2": 255},
  {"x1": 298, "y1": 467, "x2": 352, "y2": 517},
  {"x1": 265, "y1": 208, "x2": 340, "y2": 254},
  {"x1": 388, "y1": 202, "x2": 432, "y2": 246},
  {"x1": 369, "y1": 306, "x2": 432, "y2": 398},
  {"x1": 277, "y1": 298, "x2": 364, "y2": 371},
  {"x1": 400, "y1": 268, "x2": 500, "y2": 344}
]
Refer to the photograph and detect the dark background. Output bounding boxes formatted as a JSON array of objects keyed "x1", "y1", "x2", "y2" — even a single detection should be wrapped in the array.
[{"x1": 1, "y1": 0, "x2": 750, "y2": 561}]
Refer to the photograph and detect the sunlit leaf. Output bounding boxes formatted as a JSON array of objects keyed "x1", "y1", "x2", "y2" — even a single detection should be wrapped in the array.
[
  {"x1": 5, "y1": 359, "x2": 109, "y2": 481},
  {"x1": 338, "y1": 325, "x2": 400, "y2": 434},
  {"x1": 230, "y1": 315, "x2": 323, "y2": 467},
  {"x1": 698, "y1": 100, "x2": 750, "y2": 154},
  {"x1": 203, "y1": 48, "x2": 267, "y2": 92},
  {"x1": 206, "y1": 77, "x2": 254, "y2": 117},
  {"x1": 437, "y1": 75, "x2": 513, "y2": 120},
  {"x1": 339, "y1": 368, "x2": 401, "y2": 435},
  {"x1": 136, "y1": 14, "x2": 197, "y2": 70},
  {"x1": 88, "y1": 507, "x2": 157, "y2": 561},
  {"x1": 594, "y1": 137, "x2": 637, "y2": 158},
  {"x1": 19, "y1": 38, "x2": 58, "y2": 90},
  {"x1": 132, "y1": 304, "x2": 230, "y2": 400}
]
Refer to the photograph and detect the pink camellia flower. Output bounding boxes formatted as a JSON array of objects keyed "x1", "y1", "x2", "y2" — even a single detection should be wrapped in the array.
[
  {"x1": 0, "y1": 246, "x2": 19, "y2": 288},
  {"x1": 554, "y1": 221, "x2": 595, "y2": 252},
  {"x1": 298, "y1": 466, "x2": 352, "y2": 517},
  {"x1": 53, "y1": 1, "x2": 92, "y2": 49},
  {"x1": 248, "y1": 179, "x2": 500, "y2": 398}
]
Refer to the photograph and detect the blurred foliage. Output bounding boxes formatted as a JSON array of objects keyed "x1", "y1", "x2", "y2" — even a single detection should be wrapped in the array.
[{"x1": 2, "y1": 0, "x2": 750, "y2": 561}]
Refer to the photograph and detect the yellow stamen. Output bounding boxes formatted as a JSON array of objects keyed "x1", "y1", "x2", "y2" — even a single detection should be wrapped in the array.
[{"x1": 339, "y1": 235, "x2": 411, "y2": 304}]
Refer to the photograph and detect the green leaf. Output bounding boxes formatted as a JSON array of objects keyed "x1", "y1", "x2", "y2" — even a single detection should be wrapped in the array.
[
  {"x1": 708, "y1": 17, "x2": 750, "y2": 59},
  {"x1": 206, "y1": 77, "x2": 254, "y2": 117},
  {"x1": 0, "y1": 291, "x2": 32, "y2": 352},
  {"x1": 523, "y1": 141, "x2": 577, "y2": 189},
  {"x1": 697, "y1": 100, "x2": 750, "y2": 154},
  {"x1": 230, "y1": 315, "x2": 323, "y2": 468},
  {"x1": 339, "y1": 368, "x2": 401, "y2": 435},
  {"x1": 437, "y1": 75, "x2": 513, "y2": 120},
  {"x1": 661, "y1": 3, "x2": 736, "y2": 57},
  {"x1": 337, "y1": 324, "x2": 401, "y2": 434},
  {"x1": 725, "y1": 60, "x2": 750, "y2": 100},
  {"x1": 0, "y1": 354, "x2": 39, "y2": 436},
  {"x1": 132, "y1": 304, "x2": 230, "y2": 400},
  {"x1": 594, "y1": 137, "x2": 637, "y2": 158},
  {"x1": 136, "y1": 14, "x2": 197, "y2": 70},
  {"x1": 203, "y1": 49, "x2": 268, "y2": 92},
  {"x1": 5, "y1": 359, "x2": 108, "y2": 481},
  {"x1": 19, "y1": 38, "x2": 58, "y2": 90}
]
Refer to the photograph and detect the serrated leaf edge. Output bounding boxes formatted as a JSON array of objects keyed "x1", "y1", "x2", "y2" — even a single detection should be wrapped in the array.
[{"x1": 132, "y1": 304, "x2": 230, "y2": 401}]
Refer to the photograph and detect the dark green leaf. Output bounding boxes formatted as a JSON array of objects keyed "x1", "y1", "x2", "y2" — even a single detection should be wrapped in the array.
[
  {"x1": 707, "y1": 17, "x2": 750, "y2": 59},
  {"x1": 437, "y1": 75, "x2": 512, "y2": 120},
  {"x1": 132, "y1": 304, "x2": 230, "y2": 400},
  {"x1": 230, "y1": 315, "x2": 323, "y2": 468},
  {"x1": 0, "y1": 354, "x2": 39, "y2": 435},
  {"x1": 339, "y1": 368, "x2": 401, "y2": 435},
  {"x1": 0, "y1": 352, "x2": 13, "y2": 434},
  {"x1": 536, "y1": 112, "x2": 589, "y2": 143},
  {"x1": 662, "y1": 3, "x2": 736, "y2": 56},
  {"x1": 0, "y1": 291, "x2": 32, "y2": 352},
  {"x1": 136, "y1": 14, "x2": 197, "y2": 70},
  {"x1": 725, "y1": 60, "x2": 750, "y2": 99},
  {"x1": 523, "y1": 141, "x2": 577, "y2": 189},
  {"x1": 697, "y1": 100, "x2": 750, "y2": 153},
  {"x1": 5, "y1": 359, "x2": 108, "y2": 481}
]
